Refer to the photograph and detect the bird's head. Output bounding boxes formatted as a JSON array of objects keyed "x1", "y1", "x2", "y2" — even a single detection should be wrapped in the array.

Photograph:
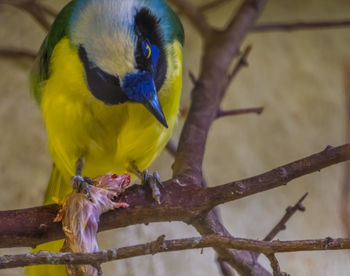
[{"x1": 70, "y1": 0, "x2": 175, "y2": 128}]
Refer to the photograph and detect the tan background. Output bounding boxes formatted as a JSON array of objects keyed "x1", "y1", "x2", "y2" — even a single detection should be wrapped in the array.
[{"x1": 1, "y1": 0, "x2": 350, "y2": 275}]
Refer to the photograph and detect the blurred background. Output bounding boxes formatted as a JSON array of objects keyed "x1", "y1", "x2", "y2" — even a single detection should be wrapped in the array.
[{"x1": 0, "y1": 0, "x2": 350, "y2": 275}]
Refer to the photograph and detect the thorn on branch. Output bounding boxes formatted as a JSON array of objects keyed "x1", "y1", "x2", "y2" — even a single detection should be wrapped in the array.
[
  {"x1": 324, "y1": 145, "x2": 335, "y2": 152},
  {"x1": 227, "y1": 45, "x2": 252, "y2": 83},
  {"x1": 233, "y1": 181, "x2": 246, "y2": 195},
  {"x1": 188, "y1": 70, "x2": 197, "y2": 85},
  {"x1": 324, "y1": 237, "x2": 335, "y2": 249},
  {"x1": 150, "y1": 235, "x2": 166, "y2": 255}
]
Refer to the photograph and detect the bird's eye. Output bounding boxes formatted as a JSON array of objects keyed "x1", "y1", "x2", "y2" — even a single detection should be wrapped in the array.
[{"x1": 142, "y1": 40, "x2": 151, "y2": 59}]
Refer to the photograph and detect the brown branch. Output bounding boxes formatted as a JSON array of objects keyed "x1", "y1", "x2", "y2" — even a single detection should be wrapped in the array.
[
  {"x1": 0, "y1": 143, "x2": 348, "y2": 249},
  {"x1": 209, "y1": 144, "x2": 350, "y2": 207},
  {"x1": 171, "y1": 1, "x2": 268, "y2": 274},
  {"x1": 0, "y1": 48, "x2": 36, "y2": 60},
  {"x1": 173, "y1": 0, "x2": 266, "y2": 182},
  {"x1": 0, "y1": 0, "x2": 264, "y2": 274},
  {"x1": 2, "y1": 0, "x2": 348, "y2": 275},
  {"x1": 251, "y1": 19, "x2": 350, "y2": 33},
  {"x1": 2, "y1": 235, "x2": 350, "y2": 269}
]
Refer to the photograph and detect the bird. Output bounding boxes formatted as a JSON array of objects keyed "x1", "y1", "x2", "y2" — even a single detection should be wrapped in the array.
[{"x1": 27, "y1": 0, "x2": 184, "y2": 275}]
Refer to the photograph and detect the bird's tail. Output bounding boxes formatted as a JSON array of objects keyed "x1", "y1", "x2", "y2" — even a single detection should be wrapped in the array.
[{"x1": 26, "y1": 164, "x2": 72, "y2": 276}]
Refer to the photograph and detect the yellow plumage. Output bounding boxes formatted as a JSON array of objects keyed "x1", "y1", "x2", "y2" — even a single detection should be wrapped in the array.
[
  {"x1": 44, "y1": 36, "x2": 182, "y2": 203},
  {"x1": 27, "y1": 37, "x2": 182, "y2": 275}
]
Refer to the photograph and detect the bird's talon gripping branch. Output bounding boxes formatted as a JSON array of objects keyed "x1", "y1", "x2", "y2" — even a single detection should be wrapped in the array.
[
  {"x1": 127, "y1": 165, "x2": 162, "y2": 203},
  {"x1": 142, "y1": 169, "x2": 162, "y2": 204},
  {"x1": 71, "y1": 175, "x2": 94, "y2": 202}
]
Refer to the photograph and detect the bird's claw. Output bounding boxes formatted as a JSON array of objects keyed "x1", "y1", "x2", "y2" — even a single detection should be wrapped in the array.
[
  {"x1": 142, "y1": 169, "x2": 162, "y2": 204},
  {"x1": 71, "y1": 175, "x2": 94, "y2": 201}
]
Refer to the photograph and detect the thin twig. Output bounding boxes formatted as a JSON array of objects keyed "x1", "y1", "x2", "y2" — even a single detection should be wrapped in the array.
[
  {"x1": 251, "y1": 193, "x2": 308, "y2": 261},
  {"x1": 0, "y1": 0, "x2": 51, "y2": 31},
  {"x1": 264, "y1": 193, "x2": 308, "y2": 241},
  {"x1": 199, "y1": 0, "x2": 232, "y2": 12},
  {"x1": 168, "y1": 0, "x2": 213, "y2": 39},
  {"x1": 216, "y1": 107, "x2": 264, "y2": 118},
  {"x1": 265, "y1": 254, "x2": 289, "y2": 276},
  {"x1": 1, "y1": 235, "x2": 350, "y2": 269},
  {"x1": 0, "y1": 48, "x2": 36, "y2": 60},
  {"x1": 251, "y1": 19, "x2": 350, "y2": 33}
]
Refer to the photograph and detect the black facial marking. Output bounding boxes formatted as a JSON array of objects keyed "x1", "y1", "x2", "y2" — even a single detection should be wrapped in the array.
[
  {"x1": 134, "y1": 8, "x2": 167, "y2": 91},
  {"x1": 78, "y1": 46, "x2": 128, "y2": 105}
]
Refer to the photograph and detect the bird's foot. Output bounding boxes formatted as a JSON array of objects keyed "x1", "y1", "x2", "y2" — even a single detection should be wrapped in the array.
[
  {"x1": 142, "y1": 170, "x2": 162, "y2": 204},
  {"x1": 127, "y1": 165, "x2": 163, "y2": 204},
  {"x1": 71, "y1": 175, "x2": 94, "y2": 201}
]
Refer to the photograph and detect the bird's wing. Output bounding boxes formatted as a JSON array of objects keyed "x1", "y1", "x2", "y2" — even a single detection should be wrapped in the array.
[{"x1": 30, "y1": 1, "x2": 76, "y2": 105}]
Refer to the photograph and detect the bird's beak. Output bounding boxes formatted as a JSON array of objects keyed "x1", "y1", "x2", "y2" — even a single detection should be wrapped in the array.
[
  {"x1": 122, "y1": 71, "x2": 168, "y2": 128},
  {"x1": 143, "y1": 91, "x2": 168, "y2": 128}
]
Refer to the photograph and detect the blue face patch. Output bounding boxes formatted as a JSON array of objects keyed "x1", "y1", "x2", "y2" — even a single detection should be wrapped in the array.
[
  {"x1": 122, "y1": 70, "x2": 168, "y2": 128},
  {"x1": 150, "y1": 44, "x2": 159, "y2": 72},
  {"x1": 123, "y1": 71, "x2": 156, "y2": 103},
  {"x1": 141, "y1": 40, "x2": 159, "y2": 74}
]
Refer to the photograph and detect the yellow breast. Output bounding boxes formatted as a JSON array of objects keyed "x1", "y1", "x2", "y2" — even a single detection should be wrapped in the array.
[{"x1": 41, "y1": 37, "x2": 182, "y2": 183}]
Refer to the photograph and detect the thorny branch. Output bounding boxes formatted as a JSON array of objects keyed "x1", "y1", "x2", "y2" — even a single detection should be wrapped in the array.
[
  {"x1": 0, "y1": 143, "x2": 349, "y2": 247},
  {"x1": 1, "y1": 0, "x2": 350, "y2": 275}
]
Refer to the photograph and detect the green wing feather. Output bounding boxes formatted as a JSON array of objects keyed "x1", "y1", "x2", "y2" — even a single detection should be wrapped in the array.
[{"x1": 30, "y1": 1, "x2": 76, "y2": 105}]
